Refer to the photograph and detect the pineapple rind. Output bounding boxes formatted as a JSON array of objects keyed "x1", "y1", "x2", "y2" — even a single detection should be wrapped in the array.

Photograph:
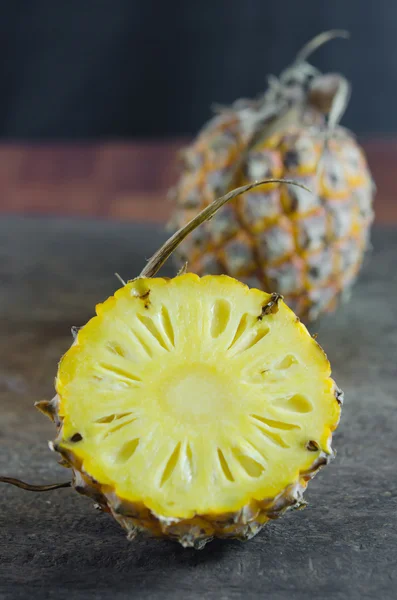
[
  {"x1": 41, "y1": 275, "x2": 341, "y2": 546},
  {"x1": 171, "y1": 108, "x2": 374, "y2": 321}
]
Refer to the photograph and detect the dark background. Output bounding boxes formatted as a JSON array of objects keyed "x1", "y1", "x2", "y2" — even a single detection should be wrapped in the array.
[{"x1": 0, "y1": 0, "x2": 394, "y2": 139}]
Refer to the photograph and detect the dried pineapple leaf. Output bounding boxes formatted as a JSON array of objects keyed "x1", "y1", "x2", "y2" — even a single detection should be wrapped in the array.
[
  {"x1": 140, "y1": 178, "x2": 311, "y2": 278},
  {"x1": 0, "y1": 476, "x2": 71, "y2": 492},
  {"x1": 295, "y1": 29, "x2": 350, "y2": 64}
]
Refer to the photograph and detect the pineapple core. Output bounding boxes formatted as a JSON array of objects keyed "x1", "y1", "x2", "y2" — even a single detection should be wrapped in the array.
[{"x1": 56, "y1": 274, "x2": 340, "y2": 520}]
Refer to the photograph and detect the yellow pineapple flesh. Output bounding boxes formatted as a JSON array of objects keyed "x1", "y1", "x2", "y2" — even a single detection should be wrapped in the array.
[
  {"x1": 170, "y1": 33, "x2": 374, "y2": 321},
  {"x1": 46, "y1": 273, "x2": 340, "y2": 547}
]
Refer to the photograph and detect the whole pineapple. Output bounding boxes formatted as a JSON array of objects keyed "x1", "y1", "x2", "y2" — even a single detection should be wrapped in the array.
[
  {"x1": 170, "y1": 31, "x2": 374, "y2": 321},
  {"x1": 29, "y1": 181, "x2": 342, "y2": 548}
]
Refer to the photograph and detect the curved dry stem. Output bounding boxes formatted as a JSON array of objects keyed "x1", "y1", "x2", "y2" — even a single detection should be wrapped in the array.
[
  {"x1": 316, "y1": 75, "x2": 352, "y2": 180},
  {"x1": 295, "y1": 30, "x2": 350, "y2": 64},
  {"x1": 139, "y1": 179, "x2": 311, "y2": 278},
  {"x1": 327, "y1": 76, "x2": 351, "y2": 130},
  {"x1": 0, "y1": 476, "x2": 71, "y2": 492},
  {"x1": 115, "y1": 272, "x2": 127, "y2": 287}
]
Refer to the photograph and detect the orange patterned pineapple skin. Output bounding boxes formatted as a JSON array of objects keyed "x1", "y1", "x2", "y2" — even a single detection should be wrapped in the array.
[{"x1": 170, "y1": 35, "x2": 374, "y2": 321}]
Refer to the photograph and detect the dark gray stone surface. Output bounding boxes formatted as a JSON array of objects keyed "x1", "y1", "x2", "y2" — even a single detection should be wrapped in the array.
[{"x1": 0, "y1": 216, "x2": 396, "y2": 600}]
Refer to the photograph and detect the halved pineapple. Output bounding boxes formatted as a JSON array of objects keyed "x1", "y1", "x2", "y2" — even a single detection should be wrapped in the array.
[
  {"x1": 0, "y1": 180, "x2": 342, "y2": 547},
  {"x1": 52, "y1": 273, "x2": 340, "y2": 547}
]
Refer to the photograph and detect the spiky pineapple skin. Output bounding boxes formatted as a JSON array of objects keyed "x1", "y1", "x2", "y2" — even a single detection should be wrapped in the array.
[
  {"x1": 171, "y1": 110, "x2": 374, "y2": 320},
  {"x1": 37, "y1": 275, "x2": 343, "y2": 549}
]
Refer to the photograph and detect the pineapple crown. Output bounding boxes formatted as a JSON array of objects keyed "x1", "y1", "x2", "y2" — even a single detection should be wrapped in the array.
[
  {"x1": 279, "y1": 29, "x2": 349, "y2": 89},
  {"x1": 213, "y1": 30, "x2": 351, "y2": 137}
]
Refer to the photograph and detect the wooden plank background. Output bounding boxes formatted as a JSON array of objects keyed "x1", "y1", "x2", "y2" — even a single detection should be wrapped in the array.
[{"x1": 0, "y1": 140, "x2": 394, "y2": 223}]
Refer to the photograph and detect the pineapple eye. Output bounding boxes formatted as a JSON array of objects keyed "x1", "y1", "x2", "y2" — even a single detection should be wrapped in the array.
[{"x1": 306, "y1": 440, "x2": 320, "y2": 452}]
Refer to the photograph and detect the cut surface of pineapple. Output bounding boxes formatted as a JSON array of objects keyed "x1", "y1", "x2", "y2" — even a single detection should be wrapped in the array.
[{"x1": 56, "y1": 274, "x2": 340, "y2": 520}]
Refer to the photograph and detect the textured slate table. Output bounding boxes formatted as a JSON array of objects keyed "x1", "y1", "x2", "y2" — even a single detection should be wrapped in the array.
[{"x1": 0, "y1": 217, "x2": 396, "y2": 600}]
